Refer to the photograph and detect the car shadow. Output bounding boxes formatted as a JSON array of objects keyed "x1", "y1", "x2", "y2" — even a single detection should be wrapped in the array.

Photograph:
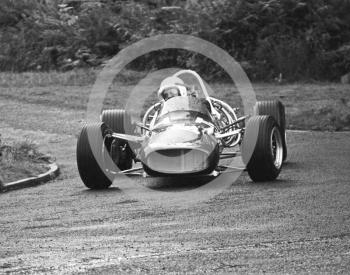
[
  {"x1": 77, "y1": 161, "x2": 297, "y2": 193},
  {"x1": 80, "y1": 186, "x2": 122, "y2": 193},
  {"x1": 144, "y1": 176, "x2": 213, "y2": 191}
]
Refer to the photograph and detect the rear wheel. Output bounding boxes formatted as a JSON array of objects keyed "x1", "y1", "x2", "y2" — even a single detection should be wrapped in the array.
[
  {"x1": 101, "y1": 109, "x2": 131, "y2": 134},
  {"x1": 254, "y1": 100, "x2": 287, "y2": 161},
  {"x1": 76, "y1": 123, "x2": 112, "y2": 189},
  {"x1": 101, "y1": 109, "x2": 133, "y2": 170},
  {"x1": 242, "y1": 116, "x2": 284, "y2": 182}
]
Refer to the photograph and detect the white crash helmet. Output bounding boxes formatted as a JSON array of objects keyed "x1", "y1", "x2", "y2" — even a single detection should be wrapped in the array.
[{"x1": 157, "y1": 76, "x2": 187, "y2": 100}]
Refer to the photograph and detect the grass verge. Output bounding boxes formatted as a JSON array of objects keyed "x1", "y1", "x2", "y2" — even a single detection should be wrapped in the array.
[
  {"x1": 0, "y1": 135, "x2": 50, "y2": 184},
  {"x1": 0, "y1": 69, "x2": 349, "y2": 131}
]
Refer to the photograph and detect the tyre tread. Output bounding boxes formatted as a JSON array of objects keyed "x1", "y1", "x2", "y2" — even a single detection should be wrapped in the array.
[
  {"x1": 243, "y1": 115, "x2": 282, "y2": 182},
  {"x1": 76, "y1": 123, "x2": 112, "y2": 189}
]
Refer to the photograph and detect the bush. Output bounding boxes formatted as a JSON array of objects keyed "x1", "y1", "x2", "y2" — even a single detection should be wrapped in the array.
[{"x1": 0, "y1": 0, "x2": 349, "y2": 81}]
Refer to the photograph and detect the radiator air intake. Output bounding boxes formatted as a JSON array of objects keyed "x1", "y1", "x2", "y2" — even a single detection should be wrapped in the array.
[{"x1": 146, "y1": 148, "x2": 209, "y2": 174}]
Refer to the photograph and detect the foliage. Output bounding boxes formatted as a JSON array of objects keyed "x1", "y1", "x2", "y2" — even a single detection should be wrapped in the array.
[
  {"x1": 0, "y1": 135, "x2": 43, "y2": 163},
  {"x1": 0, "y1": 0, "x2": 349, "y2": 80},
  {"x1": 0, "y1": 134, "x2": 49, "y2": 183}
]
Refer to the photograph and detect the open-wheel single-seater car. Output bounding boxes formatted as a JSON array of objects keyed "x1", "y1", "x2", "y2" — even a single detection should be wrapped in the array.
[{"x1": 76, "y1": 70, "x2": 287, "y2": 189}]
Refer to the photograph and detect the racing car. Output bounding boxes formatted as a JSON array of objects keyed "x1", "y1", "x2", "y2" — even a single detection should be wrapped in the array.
[{"x1": 76, "y1": 70, "x2": 287, "y2": 189}]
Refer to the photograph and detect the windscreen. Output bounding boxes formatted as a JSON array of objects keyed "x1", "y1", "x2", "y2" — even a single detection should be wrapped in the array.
[
  {"x1": 159, "y1": 96, "x2": 210, "y2": 116},
  {"x1": 155, "y1": 96, "x2": 212, "y2": 128}
]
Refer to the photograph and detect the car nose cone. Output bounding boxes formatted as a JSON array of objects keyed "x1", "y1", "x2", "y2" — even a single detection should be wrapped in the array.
[{"x1": 141, "y1": 125, "x2": 218, "y2": 174}]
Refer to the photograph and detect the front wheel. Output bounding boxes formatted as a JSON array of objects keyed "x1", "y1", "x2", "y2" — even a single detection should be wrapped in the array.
[
  {"x1": 242, "y1": 115, "x2": 284, "y2": 182},
  {"x1": 76, "y1": 123, "x2": 113, "y2": 189}
]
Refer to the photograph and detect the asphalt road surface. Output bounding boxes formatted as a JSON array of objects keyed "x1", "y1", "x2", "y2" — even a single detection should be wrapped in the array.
[{"x1": 0, "y1": 97, "x2": 350, "y2": 274}]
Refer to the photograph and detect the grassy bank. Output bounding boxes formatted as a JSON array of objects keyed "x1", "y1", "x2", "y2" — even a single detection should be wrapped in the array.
[
  {"x1": 0, "y1": 69, "x2": 349, "y2": 131},
  {"x1": 0, "y1": 136, "x2": 49, "y2": 184}
]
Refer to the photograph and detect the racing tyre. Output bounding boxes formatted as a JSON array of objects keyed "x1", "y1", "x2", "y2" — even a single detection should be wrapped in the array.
[
  {"x1": 76, "y1": 123, "x2": 112, "y2": 189},
  {"x1": 242, "y1": 116, "x2": 284, "y2": 182},
  {"x1": 254, "y1": 100, "x2": 287, "y2": 161},
  {"x1": 101, "y1": 109, "x2": 133, "y2": 170},
  {"x1": 101, "y1": 109, "x2": 131, "y2": 134}
]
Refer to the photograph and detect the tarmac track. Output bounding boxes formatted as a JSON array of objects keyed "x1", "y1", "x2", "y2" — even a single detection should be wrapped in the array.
[{"x1": 0, "y1": 97, "x2": 350, "y2": 274}]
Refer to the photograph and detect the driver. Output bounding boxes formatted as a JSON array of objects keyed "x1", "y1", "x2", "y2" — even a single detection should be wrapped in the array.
[
  {"x1": 157, "y1": 76, "x2": 187, "y2": 101},
  {"x1": 161, "y1": 86, "x2": 181, "y2": 101}
]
